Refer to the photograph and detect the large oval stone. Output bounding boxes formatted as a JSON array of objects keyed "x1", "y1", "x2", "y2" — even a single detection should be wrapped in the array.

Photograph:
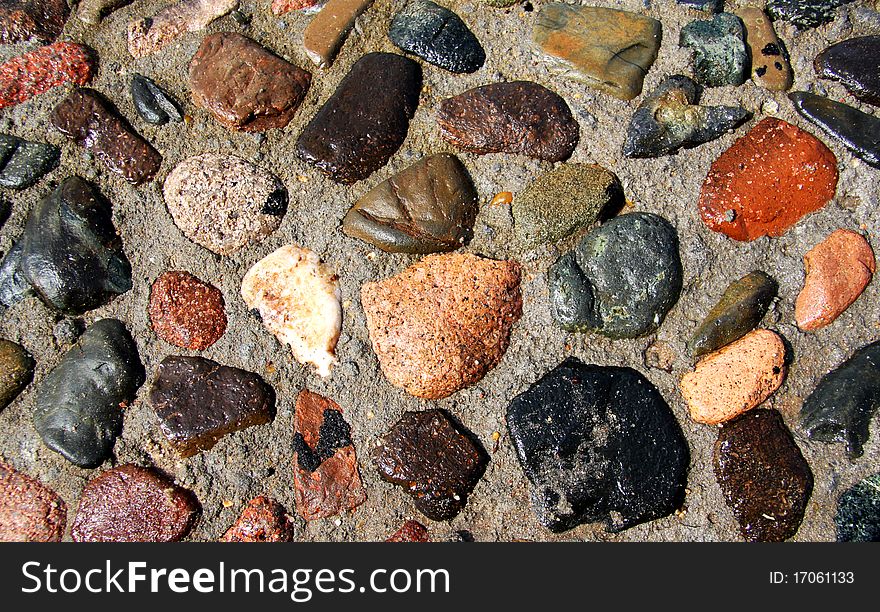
[{"x1": 815, "y1": 36, "x2": 880, "y2": 106}]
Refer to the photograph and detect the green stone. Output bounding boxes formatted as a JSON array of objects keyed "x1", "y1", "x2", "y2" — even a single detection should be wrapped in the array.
[
  {"x1": 680, "y1": 13, "x2": 749, "y2": 87},
  {"x1": 836, "y1": 473, "x2": 880, "y2": 542},
  {"x1": 0, "y1": 339, "x2": 34, "y2": 410}
]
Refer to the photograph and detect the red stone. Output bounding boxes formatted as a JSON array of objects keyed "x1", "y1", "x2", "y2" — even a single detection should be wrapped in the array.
[
  {"x1": 0, "y1": 42, "x2": 96, "y2": 111},
  {"x1": 385, "y1": 520, "x2": 429, "y2": 542},
  {"x1": 0, "y1": 0, "x2": 70, "y2": 45},
  {"x1": 149, "y1": 271, "x2": 227, "y2": 350},
  {"x1": 699, "y1": 118, "x2": 838, "y2": 241},
  {"x1": 220, "y1": 496, "x2": 295, "y2": 542},
  {"x1": 0, "y1": 461, "x2": 66, "y2": 542},
  {"x1": 272, "y1": 0, "x2": 323, "y2": 15}
]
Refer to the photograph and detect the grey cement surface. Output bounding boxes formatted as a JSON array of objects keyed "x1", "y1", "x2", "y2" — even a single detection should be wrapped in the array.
[{"x1": 1, "y1": 0, "x2": 879, "y2": 542}]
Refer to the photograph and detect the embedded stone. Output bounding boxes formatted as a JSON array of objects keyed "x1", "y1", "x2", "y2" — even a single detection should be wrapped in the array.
[
  {"x1": 0, "y1": 243, "x2": 30, "y2": 309},
  {"x1": 127, "y1": 0, "x2": 239, "y2": 58},
  {"x1": 272, "y1": 0, "x2": 323, "y2": 14},
  {"x1": 71, "y1": 465, "x2": 199, "y2": 542},
  {"x1": 148, "y1": 355, "x2": 275, "y2": 458},
  {"x1": 220, "y1": 496, "x2": 295, "y2": 542},
  {"x1": 296, "y1": 52, "x2": 421, "y2": 184},
  {"x1": 532, "y1": 4, "x2": 661, "y2": 101},
  {"x1": 131, "y1": 74, "x2": 183, "y2": 125},
  {"x1": 623, "y1": 75, "x2": 751, "y2": 158},
  {"x1": 789, "y1": 91, "x2": 880, "y2": 169},
  {"x1": 163, "y1": 153, "x2": 287, "y2": 255},
  {"x1": 506, "y1": 357, "x2": 689, "y2": 533},
  {"x1": 548, "y1": 212, "x2": 682, "y2": 339},
  {"x1": 361, "y1": 252, "x2": 522, "y2": 400},
  {"x1": 815, "y1": 36, "x2": 880, "y2": 106},
  {"x1": 33, "y1": 319, "x2": 144, "y2": 468},
  {"x1": 0, "y1": 42, "x2": 96, "y2": 111},
  {"x1": 302, "y1": 0, "x2": 375, "y2": 68},
  {"x1": 78, "y1": 0, "x2": 132, "y2": 25},
  {"x1": 0, "y1": 0, "x2": 69, "y2": 44},
  {"x1": 0, "y1": 339, "x2": 34, "y2": 411},
  {"x1": 437, "y1": 81, "x2": 579, "y2": 162},
  {"x1": 836, "y1": 474, "x2": 880, "y2": 542},
  {"x1": 373, "y1": 409, "x2": 488, "y2": 521},
  {"x1": 714, "y1": 410, "x2": 813, "y2": 542},
  {"x1": 676, "y1": 0, "x2": 722, "y2": 11},
  {"x1": 389, "y1": 0, "x2": 485, "y2": 74},
  {"x1": 0, "y1": 461, "x2": 66, "y2": 542},
  {"x1": 680, "y1": 13, "x2": 749, "y2": 87},
  {"x1": 480, "y1": 0, "x2": 519, "y2": 5},
  {"x1": 386, "y1": 520, "x2": 430, "y2": 542},
  {"x1": 241, "y1": 245, "x2": 341, "y2": 378},
  {"x1": 699, "y1": 118, "x2": 838, "y2": 241},
  {"x1": 0, "y1": 134, "x2": 60, "y2": 190},
  {"x1": 292, "y1": 390, "x2": 366, "y2": 521},
  {"x1": 738, "y1": 8, "x2": 793, "y2": 91},
  {"x1": 149, "y1": 271, "x2": 227, "y2": 350},
  {"x1": 766, "y1": 0, "x2": 855, "y2": 29},
  {"x1": 342, "y1": 153, "x2": 478, "y2": 254}
]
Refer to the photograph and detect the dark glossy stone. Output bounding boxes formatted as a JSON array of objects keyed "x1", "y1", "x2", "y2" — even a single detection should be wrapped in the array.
[
  {"x1": 766, "y1": 0, "x2": 855, "y2": 29},
  {"x1": 800, "y1": 340, "x2": 880, "y2": 458},
  {"x1": 148, "y1": 356, "x2": 275, "y2": 458},
  {"x1": 373, "y1": 409, "x2": 488, "y2": 521},
  {"x1": 33, "y1": 319, "x2": 144, "y2": 468},
  {"x1": 389, "y1": 0, "x2": 485, "y2": 73},
  {"x1": 689, "y1": 271, "x2": 778, "y2": 357},
  {"x1": 506, "y1": 357, "x2": 689, "y2": 533},
  {"x1": 714, "y1": 409, "x2": 813, "y2": 541},
  {"x1": 548, "y1": 212, "x2": 683, "y2": 339},
  {"x1": 131, "y1": 74, "x2": 183, "y2": 125},
  {"x1": 836, "y1": 473, "x2": 880, "y2": 542},
  {"x1": 0, "y1": 0, "x2": 69, "y2": 45},
  {"x1": 0, "y1": 134, "x2": 60, "y2": 190},
  {"x1": 438, "y1": 81, "x2": 579, "y2": 162},
  {"x1": 789, "y1": 91, "x2": 880, "y2": 169},
  {"x1": 815, "y1": 36, "x2": 880, "y2": 106},
  {"x1": 296, "y1": 52, "x2": 421, "y2": 185},
  {"x1": 0, "y1": 339, "x2": 34, "y2": 411},
  {"x1": 342, "y1": 153, "x2": 478, "y2": 253},
  {"x1": 0, "y1": 198, "x2": 8, "y2": 226},
  {"x1": 0, "y1": 243, "x2": 31, "y2": 309},
  {"x1": 624, "y1": 75, "x2": 751, "y2": 158},
  {"x1": 680, "y1": 13, "x2": 749, "y2": 87}
]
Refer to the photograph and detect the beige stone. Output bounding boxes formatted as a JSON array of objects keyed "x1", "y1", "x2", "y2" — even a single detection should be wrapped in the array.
[
  {"x1": 737, "y1": 8, "x2": 793, "y2": 92},
  {"x1": 127, "y1": 0, "x2": 238, "y2": 58}
]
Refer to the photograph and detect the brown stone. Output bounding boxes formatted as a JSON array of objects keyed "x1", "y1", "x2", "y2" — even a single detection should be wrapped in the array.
[
  {"x1": 71, "y1": 465, "x2": 199, "y2": 542},
  {"x1": 737, "y1": 8, "x2": 793, "y2": 92},
  {"x1": 699, "y1": 118, "x2": 838, "y2": 241},
  {"x1": 0, "y1": 461, "x2": 66, "y2": 542},
  {"x1": 189, "y1": 33, "x2": 312, "y2": 132},
  {"x1": 127, "y1": 0, "x2": 238, "y2": 58},
  {"x1": 293, "y1": 390, "x2": 366, "y2": 521},
  {"x1": 0, "y1": 0, "x2": 69, "y2": 44},
  {"x1": 149, "y1": 271, "x2": 227, "y2": 350},
  {"x1": 361, "y1": 252, "x2": 522, "y2": 400},
  {"x1": 220, "y1": 496, "x2": 295, "y2": 542},
  {"x1": 302, "y1": 0, "x2": 375, "y2": 68},
  {"x1": 386, "y1": 520, "x2": 429, "y2": 542},
  {"x1": 795, "y1": 229, "x2": 875, "y2": 331}
]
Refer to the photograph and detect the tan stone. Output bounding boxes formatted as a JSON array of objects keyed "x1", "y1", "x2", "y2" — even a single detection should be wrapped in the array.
[
  {"x1": 302, "y1": 0, "x2": 375, "y2": 68},
  {"x1": 737, "y1": 8, "x2": 793, "y2": 92},
  {"x1": 127, "y1": 0, "x2": 238, "y2": 59}
]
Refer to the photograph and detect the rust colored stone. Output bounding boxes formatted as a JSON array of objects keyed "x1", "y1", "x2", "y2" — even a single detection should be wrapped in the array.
[
  {"x1": 386, "y1": 520, "x2": 429, "y2": 542},
  {"x1": 0, "y1": 0, "x2": 69, "y2": 44},
  {"x1": 220, "y1": 496, "x2": 295, "y2": 542},
  {"x1": 71, "y1": 465, "x2": 199, "y2": 542},
  {"x1": 0, "y1": 42, "x2": 96, "y2": 111},
  {"x1": 149, "y1": 271, "x2": 227, "y2": 350},
  {"x1": 0, "y1": 461, "x2": 66, "y2": 542},
  {"x1": 795, "y1": 229, "x2": 875, "y2": 331},
  {"x1": 699, "y1": 118, "x2": 838, "y2": 241},
  {"x1": 272, "y1": 0, "x2": 322, "y2": 15},
  {"x1": 292, "y1": 390, "x2": 366, "y2": 521},
  {"x1": 361, "y1": 252, "x2": 523, "y2": 400}
]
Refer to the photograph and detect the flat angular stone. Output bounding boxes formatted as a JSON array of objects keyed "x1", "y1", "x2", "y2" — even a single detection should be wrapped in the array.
[
  {"x1": 148, "y1": 356, "x2": 275, "y2": 458},
  {"x1": 623, "y1": 75, "x2": 751, "y2": 158},
  {"x1": 437, "y1": 81, "x2": 579, "y2": 162},
  {"x1": 131, "y1": 75, "x2": 183, "y2": 125},
  {"x1": 766, "y1": 0, "x2": 855, "y2": 29},
  {"x1": 272, "y1": 0, "x2": 323, "y2": 14},
  {"x1": 342, "y1": 153, "x2": 478, "y2": 254},
  {"x1": 533, "y1": 4, "x2": 661, "y2": 101},
  {"x1": 78, "y1": 0, "x2": 132, "y2": 25},
  {"x1": 0, "y1": 339, "x2": 34, "y2": 411},
  {"x1": 0, "y1": 0, "x2": 69, "y2": 44},
  {"x1": 0, "y1": 461, "x2": 66, "y2": 542},
  {"x1": 386, "y1": 520, "x2": 429, "y2": 542},
  {"x1": 127, "y1": 0, "x2": 239, "y2": 58},
  {"x1": 189, "y1": 33, "x2": 312, "y2": 132},
  {"x1": 51, "y1": 88, "x2": 162, "y2": 186},
  {"x1": 241, "y1": 245, "x2": 342, "y2": 378},
  {"x1": 302, "y1": 0, "x2": 375, "y2": 68},
  {"x1": 389, "y1": 0, "x2": 485, "y2": 74},
  {"x1": 714, "y1": 410, "x2": 813, "y2": 542},
  {"x1": 738, "y1": 8, "x2": 793, "y2": 91},
  {"x1": 362, "y1": 252, "x2": 522, "y2": 400},
  {"x1": 680, "y1": 13, "x2": 749, "y2": 87},
  {"x1": 0, "y1": 42, "x2": 96, "y2": 111},
  {"x1": 836, "y1": 474, "x2": 880, "y2": 542},
  {"x1": 297, "y1": 52, "x2": 421, "y2": 184},
  {"x1": 689, "y1": 270, "x2": 778, "y2": 357},
  {"x1": 801, "y1": 340, "x2": 880, "y2": 458},
  {"x1": 72, "y1": 465, "x2": 199, "y2": 542},
  {"x1": 795, "y1": 229, "x2": 875, "y2": 331},
  {"x1": 789, "y1": 91, "x2": 880, "y2": 169},
  {"x1": 0, "y1": 134, "x2": 60, "y2": 190},
  {"x1": 548, "y1": 212, "x2": 682, "y2": 339},
  {"x1": 220, "y1": 496, "x2": 295, "y2": 542},
  {"x1": 292, "y1": 390, "x2": 366, "y2": 521},
  {"x1": 699, "y1": 118, "x2": 838, "y2": 241},
  {"x1": 815, "y1": 36, "x2": 880, "y2": 106},
  {"x1": 506, "y1": 357, "x2": 689, "y2": 533},
  {"x1": 34, "y1": 319, "x2": 144, "y2": 468},
  {"x1": 149, "y1": 271, "x2": 227, "y2": 350},
  {"x1": 513, "y1": 164, "x2": 622, "y2": 248},
  {"x1": 373, "y1": 409, "x2": 488, "y2": 521}
]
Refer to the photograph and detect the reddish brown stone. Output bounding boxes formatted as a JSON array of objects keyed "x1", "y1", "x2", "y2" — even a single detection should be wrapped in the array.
[
  {"x1": 0, "y1": 42, "x2": 96, "y2": 111},
  {"x1": 361, "y1": 252, "x2": 522, "y2": 400},
  {"x1": 71, "y1": 465, "x2": 199, "y2": 542},
  {"x1": 699, "y1": 118, "x2": 838, "y2": 241},
  {"x1": 220, "y1": 496, "x2": 295, "y2": 542},
  {"x1": 292, "y1": 390, "x2": 366, "y2": 521},
  {"x1": 386, "y1": 520, "x2": 430, "y2": 542},
  {"x1": 189, "y1": 32, "x2": 312, "y2": 132},
  {"x1": 272, "y1": 0, "x2": 322, "y2": 14},
  {"x1": 149, "y1": 271, "x2": 227, "y2": 350},
  {"x1": 0, "y1": 0, "x2": 69, "y2": 44},
  {"x1": 0, "y1": 461, "x2": 66, "y2": 542}
]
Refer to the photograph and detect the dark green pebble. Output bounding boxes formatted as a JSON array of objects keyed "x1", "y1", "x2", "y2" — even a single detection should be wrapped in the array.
[
  {"x1": 679, "y1": 13, "x2": 749, "y2": 87},
  {"x1": 836, "y1": 473, "x2": 880, "y2": 542}
]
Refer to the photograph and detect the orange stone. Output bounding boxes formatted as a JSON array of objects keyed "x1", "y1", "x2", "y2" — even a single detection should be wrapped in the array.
[
  {"x1": 795, "y1": 229, "x2": 875, "y2": 331},
  {"x1": 699, "y1": 118, "x2": 838, "y2": 241}
]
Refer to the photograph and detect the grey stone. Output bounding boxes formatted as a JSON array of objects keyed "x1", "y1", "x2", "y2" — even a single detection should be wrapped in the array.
[
  {"x1": 680, "y1": 13, "x2": 749, "y2": 87},
  {"x1": 131, "y1": 74, "x2": 183, "y2": 125},
  {"x1": 0, "y1": 134, "x2": 60, "y2": 190},
  {"x1": 389, "y1": 0, "x2": 485, "y2": 73},
  {"x1": 836, "y1": 473, "x2": 880, "y2": 542},
  {"x1": 789, "y1": 91, "x2": 880, "y2": 169}
]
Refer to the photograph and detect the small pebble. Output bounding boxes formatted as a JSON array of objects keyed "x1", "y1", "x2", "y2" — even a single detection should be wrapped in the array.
[
  {"x1": 302, "y1": 0, "x2": 374, "y2": 68},
  {"x1": 0, "y1": 134, "x2": 60, "y2": 190},
  {"x1": 766, "y1": 0, "x2": 855, "y2": 29},
  {"x1": 131, "y1": 74, "x2": 183, "y2": 125},
  {"x1": 789, "y1": 91, "x2": 880, "y2": 168},
  {"x1": 737, "y1": 8, "x2": 793, "y2": 91},
  {"x1": 220, "y1": 496, "x2": 295, "y2": 542},
  {"x1": 149, "y1": 271, "x2": 227, "y2": 350},
  {"x1": 386, "y1": 520, "x2": 430, "y2": 542}
]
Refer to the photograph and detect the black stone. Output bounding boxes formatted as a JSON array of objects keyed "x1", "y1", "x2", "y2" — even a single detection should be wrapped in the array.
[
  {"x1": 131, "y1": 74, "x2": 183, "y2": 125},
  {"x1": 293, "y1": 409, "x2": 353, "y2": 473},
  {"x1": 679, "y1": 13, "x2": 749, "y2": 87},
  {"x1": 766, "y1": 0, "x2": 855, "y2": 29},
  {"x1": 506, "y1": 357, "x2": 689, "y2": 533},
  {"x1": 0, "y1": 133, "x2": 60, "y2": 190},
  {"x1": 548, "y1": 212, "x2": 683, "y2": 339},
  {"x1": 800, "y1": 340, "x2": 880, "y2": 458},
  {"x1": 389, "y1": 0, "x2": 485, "y2": 74},
  {"x1": 836, "y1": 473, "x2": 880, "y2": 542},
  {"x1": 0, "y1": 198, "x2": 9, "y2": 227},
  {"x1": 0, "y1": 242, "x2": 32, "y2": 309},
  {"x1": 33, "y1": 319, "x2": 144, "y2": 468},
  {"x1": 296, "y1": 52, "x2": 422, "y2": 185},
  {"x1": 815, "y1": 36, "x2": 880, "y2": 107},
  {"x1": 624, "y1": 75, "x2": 751, "y2": 158},
  {"x1": 789, "y1": 91, "x2": 880, "y2": 168}
]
